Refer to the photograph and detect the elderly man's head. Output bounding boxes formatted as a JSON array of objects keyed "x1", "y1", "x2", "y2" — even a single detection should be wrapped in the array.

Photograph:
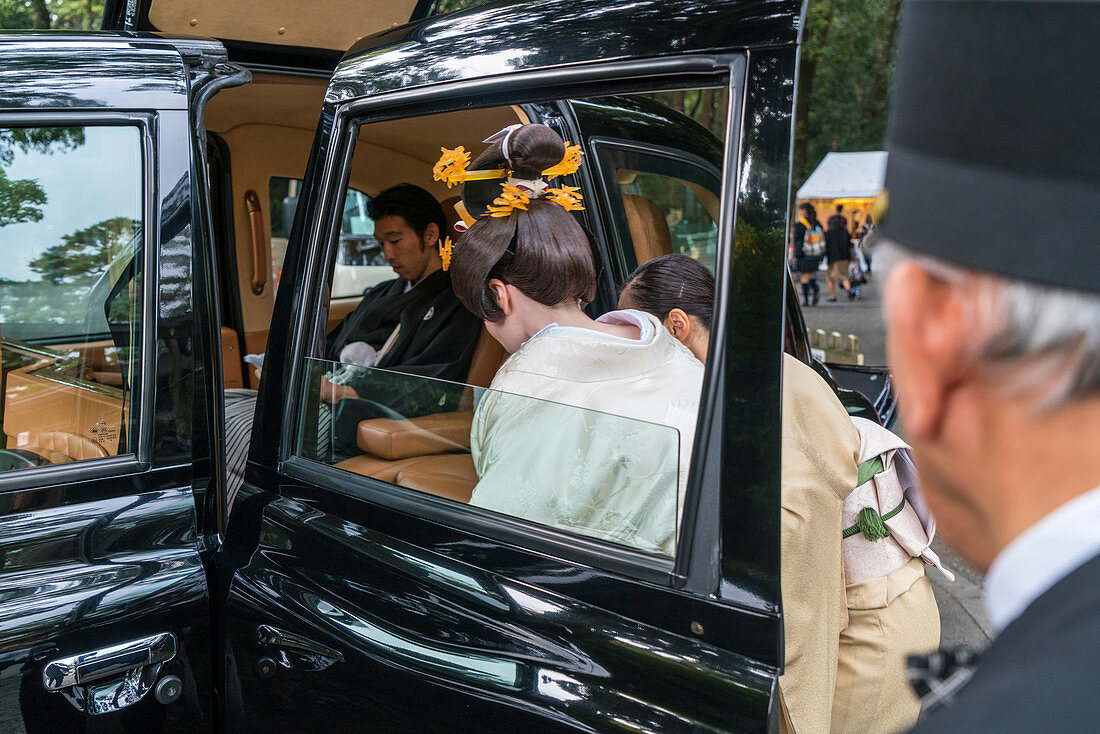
[{"x1": 881, "y1": 243, "x2": 1100, "y2": 569}]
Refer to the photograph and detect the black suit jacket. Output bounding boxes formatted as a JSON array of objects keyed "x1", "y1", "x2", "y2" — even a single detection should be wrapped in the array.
[
  {"x1": 325, "y1": 268, "x2": 481, "y2": 382},
  {"x1": 910, "y1": 551, "x2": 1100, "y2": 733}
]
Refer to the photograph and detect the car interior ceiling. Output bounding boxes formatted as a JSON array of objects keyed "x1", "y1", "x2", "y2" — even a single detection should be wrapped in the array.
[{"x1": 146, "y1": 0, "x2": 425, "y2": 53}]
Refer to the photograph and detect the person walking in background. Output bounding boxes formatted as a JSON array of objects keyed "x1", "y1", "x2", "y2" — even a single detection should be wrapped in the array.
[
  {"x1": 827, "y1": 203, "x2": 848, "y2": 232},
  {"x1": 793, "y1": 202, "x2": 825, "y2": 306},
  {"x1": 824, "y1": 216, "x2": 854, "y2": 301},
  {"x1": 876, "y1": 0, "x2": 1100, "y2": 730},
  {"x1": 856, "y1": 213, "x2": 874, "y2": 274}
]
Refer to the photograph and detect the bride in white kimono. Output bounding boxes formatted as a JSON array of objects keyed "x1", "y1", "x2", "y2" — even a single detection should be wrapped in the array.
[{"x1": 440, "y1": 123, "x2": 702, "y2": 555}]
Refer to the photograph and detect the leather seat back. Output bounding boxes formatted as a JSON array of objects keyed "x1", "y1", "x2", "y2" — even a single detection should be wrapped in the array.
[
  {"x1": 622, "y1": 193, "x2": 672, "y2": 265},
  {"x1": 458, "y1": 327, "x2": 507, "y2": 411},
  {"x1": 465, "y1": 328, "x2": 506, "y2": 389}
]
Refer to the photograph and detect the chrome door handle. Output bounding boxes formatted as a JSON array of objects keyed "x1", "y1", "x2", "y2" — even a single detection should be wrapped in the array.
[
  {"x1": 257, "y1": 624, "x2": 345, "y2": 661},
  {"x1": 43, "y1": 632, "x2": 177, "y2": 691}
]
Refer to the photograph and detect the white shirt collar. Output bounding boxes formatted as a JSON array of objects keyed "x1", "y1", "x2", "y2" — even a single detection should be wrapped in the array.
[
  {"x1": 984, "y1": 484, "x2": 1100, "y2": 631},
  {"x1": 525, "y1": 309, "x2": 655, "y2": 346}
]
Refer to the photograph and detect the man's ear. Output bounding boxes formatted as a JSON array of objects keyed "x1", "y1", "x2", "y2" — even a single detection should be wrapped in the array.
[
  {"x1": 663, "y1": 308, "x2": 693, "y2": 345},
  {"x1": 885, "y1": 261, "x2": 972, "y2": 441},
  {"x1": 487, "y1": 278, "x2": 512, "y2": 317},
  {"x1": 422, "y1": 222, "x2": 440, "y2": 247}
]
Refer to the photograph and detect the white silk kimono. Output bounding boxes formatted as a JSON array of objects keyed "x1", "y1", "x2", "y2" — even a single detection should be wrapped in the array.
[{"x1": 468, "y1": 310, "x2": 703, "y2": 555}]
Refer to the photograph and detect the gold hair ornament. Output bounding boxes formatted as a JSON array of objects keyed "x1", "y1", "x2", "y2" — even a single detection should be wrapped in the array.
[
  {"x1": 432, "y1": 142, "x2": 584, "y2": 189},
  {"x1": 439, "y1": 236, "x2": 454, "y2": 271},
  {"x1": 432, "y1": 146, "x2": 470, "y2": 188},
  {"x1": 544, "y1": 185, "x2": 584, "y2": 212},
  {"x1": 541, "y1": 143, "x2": 584, "y2": 178},
  {"x1": 485, "y1": 183, "x2": 531, "y2": 218}
]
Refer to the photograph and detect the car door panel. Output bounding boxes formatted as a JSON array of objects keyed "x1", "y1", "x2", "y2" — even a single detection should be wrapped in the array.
[
  {"x1": 220, "y1": 2, "x2": 799, "y2": 732},
  {"x1": 223, "y1": 494, "x2": 772, "y2": 733},
  {"x1": 0, "y1": 37, "x2": 225, "y2": 732},
  {"x1": 0, "y1": 482, "x2": 212, "y2": 731}
]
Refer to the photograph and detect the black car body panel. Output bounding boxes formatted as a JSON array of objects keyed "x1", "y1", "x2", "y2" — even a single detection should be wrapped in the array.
[
  {"x1": 0, "y1": 36, "x2": 223, "y2": 732},
  {"x1": 327, "y1": 0, "x2": 798, "y2": 104}
]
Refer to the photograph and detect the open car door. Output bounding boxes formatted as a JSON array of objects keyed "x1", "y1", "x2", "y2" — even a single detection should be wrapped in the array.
[
  {"x1": 211, "y1": 1, "x2": 801, "y2": 732},
  {"x1": 0, "y1": 35, "x2": 235, "y2": 731}
]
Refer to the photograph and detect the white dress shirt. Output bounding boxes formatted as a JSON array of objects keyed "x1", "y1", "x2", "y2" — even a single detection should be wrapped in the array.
[{"x1": 984, "y1": 484, "x2": 1100, "y2": 631}]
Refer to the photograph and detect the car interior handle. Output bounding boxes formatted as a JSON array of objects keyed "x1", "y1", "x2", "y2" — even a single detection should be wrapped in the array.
[
  {"x1": 42, "y1": 632, "x2": 177, "y2": 691},
  {"x1": 257, "y1": 624, "x2": 346, "y2": 662},
  {"x1": 245, "y1": 189, "x2": 268, "y2": 295}
]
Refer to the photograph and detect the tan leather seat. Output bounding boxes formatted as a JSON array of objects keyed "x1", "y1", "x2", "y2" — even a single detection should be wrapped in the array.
[
  {"x1": 357, "y1": 411, "x2": 474, "y2": 460},
  {"x1": 221, "y1": 326, "x2": 245, "y2": 388},
  {"x1": 15, "y1": 430, "x2": 110, "y2": 464},
  {"x1": 394, "y1": 455, "x2": 476, "y2": 503},
  {"x1": 333, "y1": 453, "x2": 476, "y2": 504},
  {"x1": 622, "y1": 193, "x2": 672, "y2": 265},
  {"x1": 340, "y1": 327, "x2": 506, "y2": 501}
]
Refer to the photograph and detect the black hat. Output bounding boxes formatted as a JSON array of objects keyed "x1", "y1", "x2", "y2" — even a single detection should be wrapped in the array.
[{"x1": 879, "y1": 0, "x2": 1100, "y2": 294}]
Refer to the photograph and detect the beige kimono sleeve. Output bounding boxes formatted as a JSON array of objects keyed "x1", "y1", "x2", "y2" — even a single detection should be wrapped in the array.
[{"x1": 777, "y1": 355, "x2": 860, "y2": 734}]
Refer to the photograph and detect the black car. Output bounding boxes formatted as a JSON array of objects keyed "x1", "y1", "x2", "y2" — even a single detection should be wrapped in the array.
[{"x1": 0, "y1": 1, "x2": 893, "y2": 731}]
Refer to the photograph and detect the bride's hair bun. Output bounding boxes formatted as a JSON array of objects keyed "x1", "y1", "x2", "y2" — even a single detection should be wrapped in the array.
[
  {"x1": 451, "y1": 124, "x2": 594, "y2": 322},
  {"x1": 460, "y1": 124, "x2": 567, "y2": 219},
  {"x1": 502, "y1": 124, "x2": 565, "y2": 178}
]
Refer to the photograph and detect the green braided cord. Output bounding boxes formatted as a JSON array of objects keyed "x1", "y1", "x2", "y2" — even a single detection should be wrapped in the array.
[{"x1": 842, "y1": 498, "x2": 907, "y2": 540}]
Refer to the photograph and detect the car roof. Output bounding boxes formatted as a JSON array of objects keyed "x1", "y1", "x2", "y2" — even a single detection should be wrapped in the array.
[
  {"x1": 0, "y1": 32, "x2": 225, "y2": 111},
  {"x1": 327, "y1": 0, "x2": 800, "y2": 104}
]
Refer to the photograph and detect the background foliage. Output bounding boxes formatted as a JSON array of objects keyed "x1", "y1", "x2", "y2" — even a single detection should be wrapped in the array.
[
  {"x1": 0, "y1": 0, "x2": 103, "y2": 30},
  {"x1": 794, "y1": 0, "x2": 901, "y2": 189}
]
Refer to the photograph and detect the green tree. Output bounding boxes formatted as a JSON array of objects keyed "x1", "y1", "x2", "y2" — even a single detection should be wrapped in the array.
[
  {"x1": 0, "y1": 169, "x2": 46, "y2": 225},
  {"x1": 794, "y1": 0, "x2": 902, "y2": 189},
  {"x1": 29, "y1": 216, "x2": 138, "y2": 284},
  {"x1": 0, "y1": 0, "x2": 103, "y2": 30},
  {"x1": 0, "y1": 127, "x2": 86, "y2": 227}
]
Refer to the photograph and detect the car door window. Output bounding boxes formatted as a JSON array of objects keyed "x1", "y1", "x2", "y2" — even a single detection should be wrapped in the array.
[
  {"x1": 269, "y1": 177, "x2": 385, "y2": 296},
  {"x1": 0, "y1": 125, "x2": 143, "y2": 469},
  {"x1": 594, "y1": 143, "x2": 722, "y2": 273},
  {"x1": 283, "y1": 89, "x2": 727, "y2": 561}
]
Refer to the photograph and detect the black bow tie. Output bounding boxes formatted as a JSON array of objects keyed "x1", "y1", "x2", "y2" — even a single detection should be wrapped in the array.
[{"x1": 907, "y1": 647, "x2": 982, "y2": 713}]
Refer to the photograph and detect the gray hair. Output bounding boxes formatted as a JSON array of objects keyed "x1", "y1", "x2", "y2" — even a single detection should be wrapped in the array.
[{"x1": 876, "y1": 237, "x2": 1100, "y2": 410}]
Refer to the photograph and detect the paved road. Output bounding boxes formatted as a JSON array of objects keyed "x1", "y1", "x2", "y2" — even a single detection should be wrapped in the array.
[{"x1": 802, "y1": 271, "x2": 994, "y2": 651}]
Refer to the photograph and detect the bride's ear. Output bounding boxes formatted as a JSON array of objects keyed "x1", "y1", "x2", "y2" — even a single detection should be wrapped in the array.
[{"x1": 487, "y1": 278, "x2": 513, "y2": 316}]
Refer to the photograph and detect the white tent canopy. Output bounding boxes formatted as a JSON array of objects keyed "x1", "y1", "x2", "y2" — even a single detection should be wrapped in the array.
[{"x1": 796, "y1": 151, "x2": 887, "y2": 200}]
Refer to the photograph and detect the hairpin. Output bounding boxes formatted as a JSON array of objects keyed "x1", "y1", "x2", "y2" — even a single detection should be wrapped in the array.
[
  {"x1": 544, "y1": 185, "x2": 584, "y2": 212},
  {"x1": 439, "y1": 236, "x2": 454, "y2": 271},
  {"x1": 432, "y1": 132, "x2": 584, "y2": 190},
  {"x1": 485, "y1": 183, "x2": 531, "y2": 218}
]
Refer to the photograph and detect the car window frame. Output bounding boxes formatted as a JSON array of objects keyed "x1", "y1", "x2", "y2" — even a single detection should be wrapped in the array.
[
  {"x1": 588, "y1": 137, "x2": 724, "y2": 279},
  {"x1": 0, "y1": 111, "x2": 158, "y2": 492},
  {"x1": 277, "y1": 54, "x2": 747, "y2": 588}
]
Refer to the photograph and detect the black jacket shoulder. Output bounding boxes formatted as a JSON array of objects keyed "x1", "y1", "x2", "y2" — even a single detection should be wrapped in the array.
[{"x1": 910, "y1": 552, "x2": 1100, "y2": 733}]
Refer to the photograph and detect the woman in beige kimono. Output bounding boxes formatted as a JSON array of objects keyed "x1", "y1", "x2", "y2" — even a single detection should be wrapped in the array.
[
  {"x1": 441, "y1": 124, "x2": 702, "y2": 555},
  {"x1": 620, "y1": 254, "x2": 944, "y2": 734}
]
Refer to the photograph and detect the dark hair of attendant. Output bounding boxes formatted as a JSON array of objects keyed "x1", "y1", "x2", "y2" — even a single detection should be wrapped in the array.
[
  {"x1": 620, "y1": 253, "x2": 715, "y2": 331},
  {"x1": 449, "y1": 124, "x2": 596, "y2": 321}
]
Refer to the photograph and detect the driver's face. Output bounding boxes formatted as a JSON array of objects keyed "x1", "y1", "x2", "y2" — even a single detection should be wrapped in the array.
[{"x1": 374, "y1": 215, "x2": 436, "y2": 283}]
